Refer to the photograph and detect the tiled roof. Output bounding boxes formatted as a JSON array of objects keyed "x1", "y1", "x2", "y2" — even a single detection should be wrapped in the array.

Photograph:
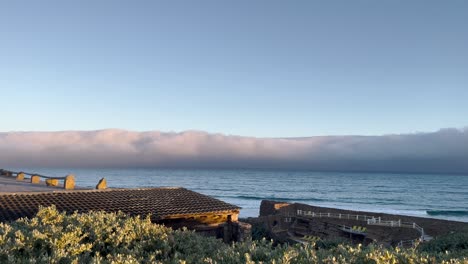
[{"x1": 0, "y1": 187, "x2": 240, "y2": 222}]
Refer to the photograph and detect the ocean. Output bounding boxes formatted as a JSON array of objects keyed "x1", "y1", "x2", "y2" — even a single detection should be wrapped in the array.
[{"x1": 8, "y1": 168, "x2": 468, "y2": 222}]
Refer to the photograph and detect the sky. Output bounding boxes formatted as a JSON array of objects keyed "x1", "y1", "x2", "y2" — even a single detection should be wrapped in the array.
[{"x1": 0, "y1": 0, "x2": 467, "y2": 137}]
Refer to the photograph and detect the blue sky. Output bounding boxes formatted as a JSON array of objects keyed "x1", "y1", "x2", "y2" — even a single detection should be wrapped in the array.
[{"x1": 1, "y1": 0, "x2": 467, "y2": 137}]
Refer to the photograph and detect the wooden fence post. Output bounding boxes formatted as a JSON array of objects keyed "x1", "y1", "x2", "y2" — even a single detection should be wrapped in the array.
[
  {"x1": 96, "y1": 178, "x2": 107, "y2": 189},
  {"x1": 46, "y1": 179, "x2": 59, "y2": 186},
  {"x1": 16, "y1": 172, "x2": 25, "y2": 181},
  {"x1": 64, "y1": 174, "x2": 75, "y2": 190},
  {"x1": 31, "y1": 175, "x2": 40, "y2": 184}
]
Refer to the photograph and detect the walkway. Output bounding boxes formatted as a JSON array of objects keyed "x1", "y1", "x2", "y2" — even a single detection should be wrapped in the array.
[
  {"x1": 295, "y1": 209, "x2": 432, "y2": 241},
  {"x1": 0, "y1": 175, "x2": 62, "y2": 193}
]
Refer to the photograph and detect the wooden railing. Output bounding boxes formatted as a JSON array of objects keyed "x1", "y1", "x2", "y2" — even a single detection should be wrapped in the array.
[
  {"x1": 296, "y1": 210, "x2": 375, "y2": 221},
  {"x1": 338, "y1": 225, "x2": 367, "y2": 235},
  {"x1": 296, "y1": 209, "x2": 429, "y2": 241},
  {"x1": 398, "y1": 239, "x2": 419, "y2": 248},
  {"x1": 0, "y1": 169, "x2": 75, "y2": 190}
]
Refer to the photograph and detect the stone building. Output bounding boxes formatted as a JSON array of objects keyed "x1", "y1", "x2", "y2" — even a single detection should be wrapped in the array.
[{"x1": 0, "y1": 187, "x2": 251, "y2": 242}]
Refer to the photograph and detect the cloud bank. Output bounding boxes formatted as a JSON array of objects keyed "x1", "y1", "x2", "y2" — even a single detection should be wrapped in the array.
[{"x1": 1, "y1": 128, "x2": 467, "y2": 174}]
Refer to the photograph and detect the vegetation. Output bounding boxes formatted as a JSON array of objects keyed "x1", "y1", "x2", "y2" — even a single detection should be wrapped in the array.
[
  {"x1": 302, "y1": 236, "x2": 350, "y2": 250},
  {"x1": 419, "y1": 230, "x2": 468, "y2": 258},
  {"x1": 0, "y1": 206, "x2": 467, "y2": 263},
  {"x1": 250, "y1": 222, "x2": 273, "y2": 242}
]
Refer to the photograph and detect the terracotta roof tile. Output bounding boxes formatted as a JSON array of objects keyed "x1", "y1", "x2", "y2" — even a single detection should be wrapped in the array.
[{"x1": 0, "y1": 187, "x2": 240, "y2": 222}]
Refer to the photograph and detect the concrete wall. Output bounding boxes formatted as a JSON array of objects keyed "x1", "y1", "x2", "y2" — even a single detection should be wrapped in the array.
[{"x1": 256, "y1": 200, "x2": 426, "y2": 246}]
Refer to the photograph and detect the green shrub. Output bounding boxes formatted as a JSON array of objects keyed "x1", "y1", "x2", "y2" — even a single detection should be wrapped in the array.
[
  {"x1": 419, "y1": 230, "x2": 468, "y2": 254},
  {"x1": 250, "y1": 222, "x2": 272, "y2": 241},
  {"x1": 0, "y1": 206, "x2": 466, "y2": 263},
  {"x1": 303, "y1": 236, "x2": 350, "y2": 250}
]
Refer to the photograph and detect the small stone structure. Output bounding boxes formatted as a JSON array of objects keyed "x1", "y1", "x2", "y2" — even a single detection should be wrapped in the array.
[
  {"x1": 222, "y1": 221, "x2": 252, "y2": 242},
  {"x1": 16, "y1": 173, "x2": 25, "y2": 181},
  {"x1": 254, "y1": 200, "x2": 435, "y2": 246},
  {"x1": 0, "y1": 187, "x2": 249, "y2": 242},
  {"x1": 96, "y1": 178, "x2": 107, "y2": 189},
  {"x1": 31, "y1": 175, "x2": 41, "y2": 184},
  {"x1": 46, "y1": 179, "x2": 59, "y2": 186},
  {"x1": 64, "y1": 175, "x2": 75, "y2": 190},
  {"x1": 260, "y1": 200, "x2": 290, "y2": 216}
]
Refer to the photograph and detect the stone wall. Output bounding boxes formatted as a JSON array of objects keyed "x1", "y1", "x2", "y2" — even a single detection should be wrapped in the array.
[
  {"x1": 260, "y1": 200, "x2": 291, "y2": 216},
  {"x1": 254, "y1": 200, "x2": 448, "y2": 246},
  {"x1": 222, "y1": 221, "x2": 252, "y2": 242}
]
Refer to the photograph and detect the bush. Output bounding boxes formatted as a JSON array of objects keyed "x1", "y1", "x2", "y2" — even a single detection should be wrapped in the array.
[
  {"x1": 0, "y1": 206, "x2": 466, "y2": 263},
  {"x1": 419, "y1": 230, "x2": 468, "y2": 259},
  {"x1": 303, "y1": 236, "x2": 350, "y2": 250},
  {"x1": 250, "y1": 222, "x2": 272, "y2": 242}
]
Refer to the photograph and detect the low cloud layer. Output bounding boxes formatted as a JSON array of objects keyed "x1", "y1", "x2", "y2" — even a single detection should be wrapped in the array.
[{"x1": 1, "y1": 128, "x2": 467, "y2": 174}]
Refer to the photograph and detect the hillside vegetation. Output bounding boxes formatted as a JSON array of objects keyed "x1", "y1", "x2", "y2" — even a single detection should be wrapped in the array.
[{"x1": 0, "y1": 206, "x2": 466, "y2": 263}]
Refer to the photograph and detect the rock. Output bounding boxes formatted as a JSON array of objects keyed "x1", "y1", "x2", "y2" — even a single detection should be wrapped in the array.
[{"x1": 96, "y1": 178, "x2": 107, "y2": 189}]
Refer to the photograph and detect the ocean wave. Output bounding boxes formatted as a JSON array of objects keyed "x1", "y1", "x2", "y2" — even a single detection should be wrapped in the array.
[
  {"x1": 426, "y1": 210, "x2": 468, "y2": 216},
  {"x1": 216, "y1": 195, "x2": 326, "y2": 202}
]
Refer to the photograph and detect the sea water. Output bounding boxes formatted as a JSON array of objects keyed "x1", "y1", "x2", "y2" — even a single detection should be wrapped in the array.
[{"x1": 8, "y1": 168, "x2": 468, "y2": 222}]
